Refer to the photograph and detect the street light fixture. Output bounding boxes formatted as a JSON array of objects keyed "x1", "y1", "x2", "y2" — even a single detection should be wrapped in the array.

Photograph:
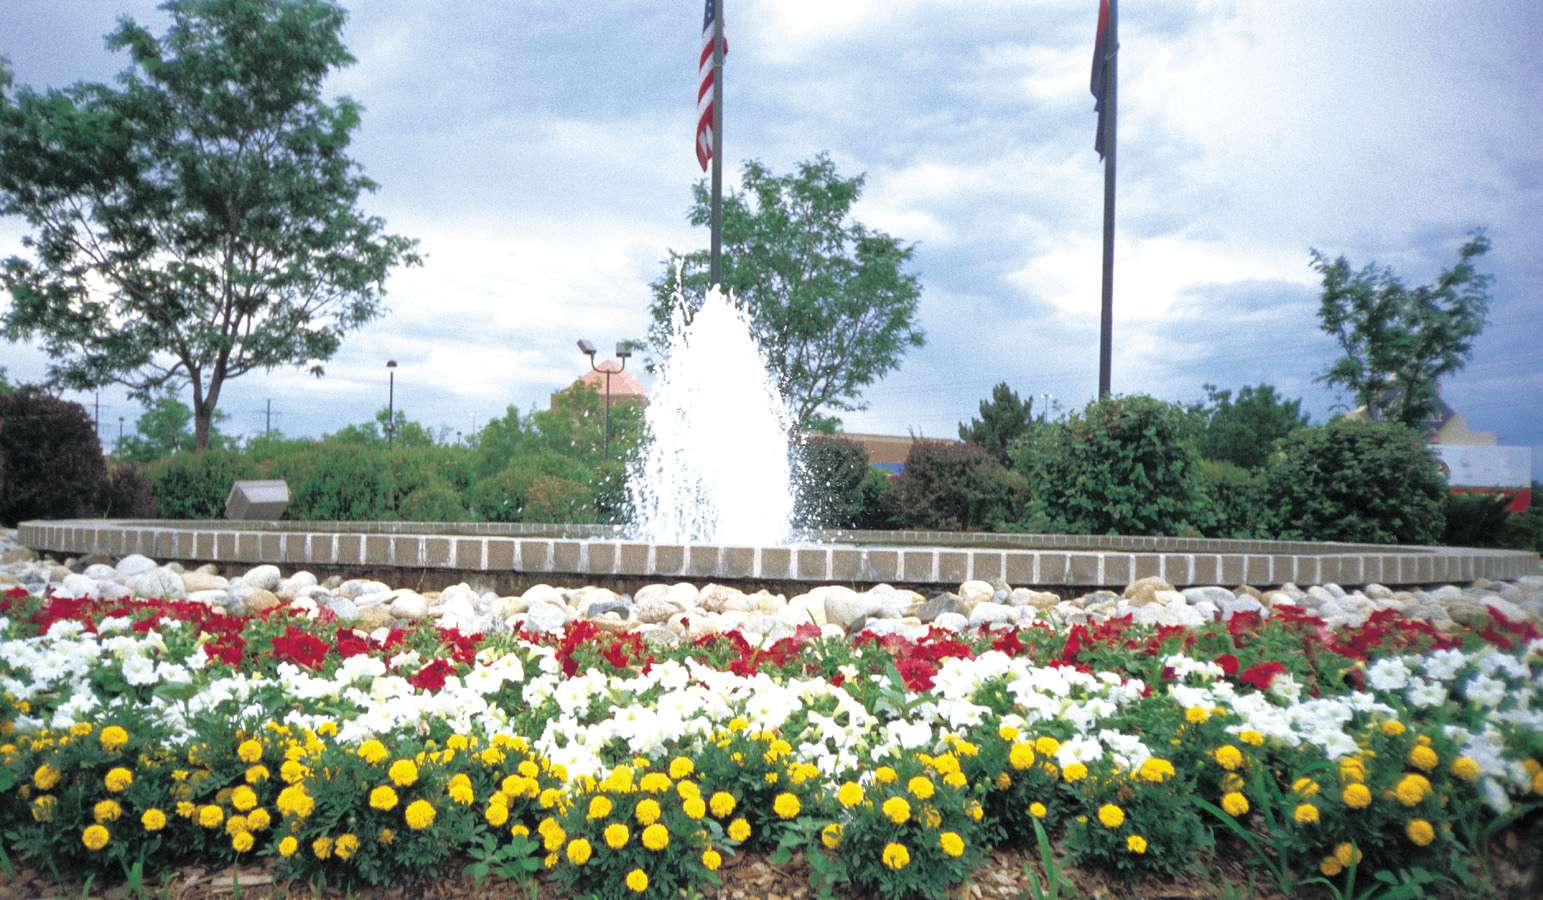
[
  {"x1": 386, "y1": 359, "x2": 398, "y2": 446},
  {"x1": 578, "y1": 339, "x2": 632, "y2": 462}
]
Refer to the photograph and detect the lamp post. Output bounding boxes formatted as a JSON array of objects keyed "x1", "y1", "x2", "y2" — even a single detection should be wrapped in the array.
[
  {"x1": 577, "y1": 339, "x2": 632, "y2": 462},
  {"x1": 386, "y1": 359, "x2": 398, "y2": 446},
  {"x1": 117, "y1": 416, "x2": 124, "y2": 452}
]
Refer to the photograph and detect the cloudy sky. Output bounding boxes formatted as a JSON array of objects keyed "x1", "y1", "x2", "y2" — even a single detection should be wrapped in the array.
[{"x1": 2, "y1": 0, "x2": 1540, "y2": 472}]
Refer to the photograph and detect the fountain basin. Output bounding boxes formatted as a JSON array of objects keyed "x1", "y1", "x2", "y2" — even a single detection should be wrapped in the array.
[{"x1": 17, "y1": 519, "x2": 1538, "y2": 593}]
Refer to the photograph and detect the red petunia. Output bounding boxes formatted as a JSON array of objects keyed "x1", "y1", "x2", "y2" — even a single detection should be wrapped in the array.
[
  {"x1": 1237, "y1": 660, "x2": 1286, "y2": 691},
  {"x1": 895, "y1": 656, "x2": 938, "y2": 691},
  {"x1": 1213, "y1": 653, "x2": 1240, "y2": 676},
  {"x1": 409, "y1": 657, "x2": 455, "y2": 692},
  {"x1": 271, "y1": 626, "x2": 329, "y2": 669}
]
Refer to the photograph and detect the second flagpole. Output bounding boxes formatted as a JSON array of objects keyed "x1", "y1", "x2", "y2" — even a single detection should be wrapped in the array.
[{"x1": 709, "y1": 1, "x2": 726, "y2": 289}]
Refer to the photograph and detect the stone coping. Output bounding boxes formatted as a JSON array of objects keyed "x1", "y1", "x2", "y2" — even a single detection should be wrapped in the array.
[{"x1": 18, "y1": 519, "x2": 1539, "y2": 588}]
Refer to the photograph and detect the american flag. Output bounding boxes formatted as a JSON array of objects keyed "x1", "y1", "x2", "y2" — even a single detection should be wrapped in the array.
[{"x1": 696, "y1": 0, "x2": 727, "y2": 171}]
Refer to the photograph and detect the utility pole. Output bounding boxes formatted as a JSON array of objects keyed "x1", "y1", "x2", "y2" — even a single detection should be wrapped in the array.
[
  {"x1": 265, "y1": 398, "x2": 272, "y2": 437},
  {"x1": 1096, "y1": 0, "x2": 1118, "y2": 398}
]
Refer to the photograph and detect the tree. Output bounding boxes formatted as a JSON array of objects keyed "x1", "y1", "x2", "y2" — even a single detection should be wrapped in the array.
[
  {"x1": 116, "y1": 389, "x2": 232, "y2": 462},
  {"x1": 649, "y1": 154, "x2": 924, "y2": 428},
  {"x1": 1312, "y1": 230, "x2": 1491, "y2": 431},
  {"x1": 327, "y1": 408, "x2": 437, "y2": 449},
  {"x1": 0, "y1": 0, "x2": 419, "y2": 451},
  {"x1": 1191, "y1": 383, "x2": 1308, "y2": 470},
  {"x1": 959, "y1": 382, "x2": 1035, "y2": 466}
]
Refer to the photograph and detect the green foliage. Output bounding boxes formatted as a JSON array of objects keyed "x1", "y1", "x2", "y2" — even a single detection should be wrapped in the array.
[
  {"x1": 327, "y1": 408, "x2": 440, "y2": 449},
  {"x1": 144, "y1": 450, "x2": 257, "y2": 519},
  {"x1": 1440, "y1": 492, "x2": 1515, "y2": 549},
  {"x1": 398, "y1": 480, "x2": 466, "y2": 522},
  {"x1": 856, "y1": 468, "x2": 903, "y2": 530},
  {"x1": 1505, "y1": 490, "x2": 1543, "y2": 551},
  {"x1": 1312, "y1": 231, "x2": 1492, "y2": 431},
  {"x1": 1191, "y1": 460, "x2": 1263, "y2": 539},
  {"x1": 959, "y1": 382, "x2": 1036, "y2": 466},
  {"x1": 794, "y1": 435, "x2": 871, "y2": 529},
  {"x1": 471, "y1": 454, "x2": 597, "y2": 524},
  {"x1": 894, "y1": 441, "x2": 1025, "y2": 531},
  {"x1": 285, "y1": 445, "x2": 390, "y2": 521},
  {"x1": 115, "y1": 390, "x2": 233, "y2": 462},
  {"x1": 0, "y1": 0, "x2": 420, "y2": 449},
  {"x1": 0, "y1": 389, "x2": 107, "y2": 525},
  {"x1": 649, "y1": 154, "x2": 925, "y2": 427},
  {"x1": 101, "y1": 464, "x2": 155, "y2": 518},
  {"x1": 1257, "y1": 419, "x2": 1446, "y2": 545},
  {"x1": 1013, "y1": 395, "x2": 1200, "y2": 536},
  {"x1": 1191, "y1": 383, "x2": 1309, "y2": 470}
]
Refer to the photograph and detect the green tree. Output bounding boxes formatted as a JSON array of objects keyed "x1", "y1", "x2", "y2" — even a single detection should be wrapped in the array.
[
  {"x1": 0, "y1": 0, "x2": 419, "y2": 451},
  {"x1": 1312, "y1": 231, "x2": 1491, "y2": 431},
  {"x1": 959, "y1": 382, "x2": 1035, "y2": 466},
  {"x1": 649, "y1": 154, "x2": 924, "y2": 428},
  {"x1": 1191, "y1": 383, "x2": 1309, "y2": 470},
  {"x1": 116, "y1": 389, "x2": 232, "y2": 462},
  {"x1": 327, "y1": 408, "x2": 437, "y2": 449}
]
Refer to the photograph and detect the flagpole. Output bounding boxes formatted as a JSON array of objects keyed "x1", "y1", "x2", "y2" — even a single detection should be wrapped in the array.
[
  {"x1": 1098, "y1": 0, "x2": 1117, "y2": 398},
  {"x1": 709, "y1": 1, "x2": 726, "y2": 288}
]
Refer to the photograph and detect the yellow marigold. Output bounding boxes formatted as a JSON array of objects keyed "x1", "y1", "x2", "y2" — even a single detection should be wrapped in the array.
[
  {"x1": 908, "y1": 775, "x2": 935, "y2": 800},
  {"x1": 710, "y1": 790, "x2": 736, "y2": 817},
  {"x1": 1213, "y1": 745, "x2": 1244, "y2": 770},
  {"x1": 702, "y1": 848, "x2": 722, "y2": 871},
  {"x1": 588, "y1": 795, "x2": 614, "y2": 819},
  {"x1": 1394, "y1": 774, "x2": 1430, "y2": 807},
  {"x1": 237, "y1": 738, "x2": 264, "y2": 763},
  {"x1": 727, "y1": 817, "x2": 751, "y2": 842},
  {"x1": 635, "y1": 797, "x2": 662, "y2": 825},
  {"x1": 1009, "y1": 742, "x2": 1036, "y2": 770},
  {"x1": 231, "y1": 785, "x2": 258, "y2": 812},
  {"x1": 683, "y1": 796, "x2": 707, "y2": 820},
  {"x1": 388, "y1": 759, "x2": 418, "y2": 787},
  {"x1": 176, "y1": 801, "x2": 196, "y2": 818},
  {"x1": 882, "y1": 796, "x2": 911, "y2": 825},
  {"x1": 604, "y1": 822, "x2": 630, "y2": 849},
  {"x1": 104, "y1": 766, "x2": 133, "y2": 793},
  {"x1": 939, "y1": 831, "x2": 965, "y2": 858},
  {"x1": 821, "y1": 822, "x2": 843, "y2": 849},
  {"x1": 313, "y1": 836, "x2": 333, "y2": 860},
  {"x1": 626, "y1": 868, "x2": 649, "y2": 893},
  {"x1": 669, "y1": 756, "x2": 694, "y2": 780},
  {"x1": 642, "y1": 823, "x2": 670, "y2": 851},
  {"x1": 248, "y1": 808, "x2": 271, "y2": 831},
  {"x1": 1029, "y1": 801, "x2": 1048, "y2": 819},
  {"x1": 279, "y1": 759, "x2": 307, "y2": 784},
  {"x1": 1320, "y1": 856, "x2": 1344, "y2": 877},
  {"x1": 1035, "y1": 736, "x2": 1061, "y2": 756},
  {"x1": 1292, "y1": 776, "x2": 1320, "y2": 796},
  {"x1": 404, "y1": 799, "x2": 436, "y2": 831},
  {"x1": 196, "y1": 804, "x2": 222, "y2": 828},
  {"x1": 278, "y1": 835, "x2": 299, "y2": 858},
  {"x1": 1097, "y1": 803, "x2": 1125, "y2": 829},
  {"x1": 31, "y1": 795, "x2": 56, "y2": 823},
  {"x1": 1406, "y1": 818, "x2": 1435, "y2": 846},
  {"x1": 999, "y1": 723, "x2": 1020, "y2": 740},
  {"x1": 1127, "y1": 834, "x2": 1148, "y2": 854},
  {"x1": 566, "y1": 837, "x2": 593, "y2": 865},
  {"x1": 33, "y1": 764, "x2": 60, "y2": 791},
  {"x1": 1239, "y1": 730, "x2": 1264, "y2": 746},
  {"x1": 94, "y1": 798, "x2": 125, "y2": 824},
  {"x1": 225, "y1": 815, "x2": 248, "y2": 837},
  {"x1": 81, "y1": 824, "x2": 110, "y2": 851},
  {"x1": 996, "y1": 772, "x2": 1013, "y2": 790},
  {"x1": 1342, "y1": 783, "x2": 1372, "y2": 809},
  {"x1": 277, "y1": 784, "x2": 314, "y2": 818},
  {"x1": 923, "y1": 806, "x2": 943, "y2": 829},
  {"x1": 485, "y1": 801, "x2": 509, "y2": 827},
  {"x1": 1062, "y1": 762, "x2": 1088, "y2": 783},
  {"x1": 141, "y1": 808, "x2": 167, "y2": 832},
  {"x1": 1294, "y1": 803, "x2": 1320, "y2": 825},
  {"x1": 1334, "y1": 842, "x2": 1362, "y2": 867},
  {"x1": 1451, "y1": 756, "x2": 1481, "y2": 782},
  {"x1": 677, "y1": 779, "x2": 702, "y2": 800},
  {"x1": 1137, "y1": 758, "x2": 1175, "y2": 783},
  {"x1": 245, "y1": 764, "x2": 270, "y2": 784},
  {"x1": 945, "y1": 770, "x2": 968, "y2": 789},
  {"x1": 99, "y1": 725, "x2": 129, "y2": 752},
  {"x1": 1221, "y1": 772, "x2": 1246, "y2": 791},
  {"x1": 230, "y1": 831, "x2": 254, "y2": 854},
  {"x1": 1339, "y1": 757, "x2": 1367, "y2": 784},
  {"x1": 449, "y1": 781, "x2": 474, "y2": 806},
  {"x1": 1186, "y1": 706, "x2": 1211, "y2": 724},
  {"x1": 70, "y1": 722, "x2": 93, "y2": 737},
  {"x1": 480, "y1": 747, "x2": 505, "y2": 766},
  {"x1": 1381, "y1": 720, "x2": 1406, "y2": 736},
  {"x1": 335, "y1": 833, "x2": 359, "y2": 860},
  {"x1": 1221, "y1": 791, "x2": 1249, "y2": 816},
  {"x1": 875, "y1": 766, "x2": 897, "y2": 784},
  {"x1": 967, "y1": 799, "x2": 984, "y2": 821},
  {"x1": 640, "y1": 772, "x2": 671, "y2": 793},
  {"x1": 1407, "y1": 745, "x2": 1438, "y2": 772},
  {"x1": 370, "y1": 784, "x2": 399, "y2": 811},
  {"x1": 882, "y1": 841, "x2": 911, "y2": 870},
  {"x1": 1531, "y1": 771, "x2": 1543, "y2": 796},
  {"x1": 773, "y1": 792, "x2": 801, "y2": 819}
]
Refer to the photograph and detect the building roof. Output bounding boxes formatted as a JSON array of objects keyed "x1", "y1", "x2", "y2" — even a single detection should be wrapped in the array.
[{"x1": 576, "y1": 360, "x2": 648, "y2": 402}]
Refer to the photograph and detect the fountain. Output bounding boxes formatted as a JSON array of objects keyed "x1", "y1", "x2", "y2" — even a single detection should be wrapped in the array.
[{"x1": 627, "y1": 282, "x2": 798, "y2": 546}]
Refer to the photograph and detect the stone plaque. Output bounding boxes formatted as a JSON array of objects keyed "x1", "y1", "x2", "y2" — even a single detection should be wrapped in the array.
[{"x1": 225, "y1": 480, "x2": 290, "y2": 520}]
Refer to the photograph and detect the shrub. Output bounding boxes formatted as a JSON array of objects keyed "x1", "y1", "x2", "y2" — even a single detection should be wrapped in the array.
[
  {"x1": 384, "y1": 447, "x2": 475, "y2": 499},
  {"x1": 894, "y1": 441, "x2": 1025, "y2": 531},
  {"x1": 145, "y1": 450, "x2": 258, "y2": 519},
  {"x1": 286, "y1": 445, "x2": 390, "y2": 521},
  {"x1": 1257, "y1": 419, "x2": 1445, "y2": 545},
  {"x1": 856, "y1": 467, "x2": 903, "y2": 530},
  {"x1": 794, "y1": 435, "x2": 871, "y2": 529},
  {"x1": 1190, "y1": 460, "x2": 1262, "y2": 539},
  {"x1": 0, "y1": 390, "x2": 107, "y2": 524},
  {"x1": 397, "y1": 480, "x2": 466, "y2": 522},
  {"x1": 1441, "y1": 491, "x2": 1514, "y2": 548},
  {"x1": 473, "y1": 464, "x2": 596, "y2": 523},
  {"x1": 1013, "y1": 395, "x2": 1198, "y2": 536},
  {"x1": 101, "y1": 464, "x2": 155, "y2": 518}
]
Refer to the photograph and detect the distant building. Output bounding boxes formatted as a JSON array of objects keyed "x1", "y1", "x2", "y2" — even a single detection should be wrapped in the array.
[
  {"x1": 553, "y1": 360, "x2": 649, "y2": 408},
  {"x1": 834, "y1": 432, "x2": 959, "y2": 474},
  {"x1": 1426, "y1": 396, "x2": 1531, "y2": 511}
]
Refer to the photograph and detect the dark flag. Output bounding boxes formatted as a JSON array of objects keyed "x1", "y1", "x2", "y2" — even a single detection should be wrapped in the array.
[{"x1": 1091, "y1": 0, "x2": 1111, "y2": 158}]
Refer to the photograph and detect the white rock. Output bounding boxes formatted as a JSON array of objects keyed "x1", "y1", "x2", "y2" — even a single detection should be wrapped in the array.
[
  {"x1": 1153, "y1": 589, "x2": 1187, "y2": 607},
  {"x1": 115, "y1": 554, "x2": 158, "y2": 576},
  {"x1": 633, "y1": 583, "x2": 671, "y2": 607},
  {"x1": 1181, "y1": 586, "x2": 1235, "y2": 607},
  {"x1": 665, "y1": 582, "x2": 701, "y2": 609},
  {"x1": 1010, "y1": 589, "x2": 1060, "y2": 610},
  {"x1": 59, "y1": 573, "x2": 99, "y2": 599},
  {"x1": 127, "y1": 568, "x2": 185, "y2": 599},
  {"x1": 96, "y1": 581, "x2": 132, "y2": 602},
  {"x1": 245, "y1": 589, "x2": 282, "y2": 614},
  {"x1": 188, "y1": 589, "x2": 233, "y2": 607},
  {"x1": 388, "y1": 590, "x2": 429, "y2": 620},
  {"x1": 821, "y1": 586, "x2": 878, "y2": 629},
  {"x1": 958, "y1": 580, "x2": 995, "y2": 607},
  {"x1": 967, "y1": 601, "x2": 1019, "y2": 627},
  {"x1": 242, "y1": 565, "x2": 283, "y2": 591},
  {"x1": 522, "y1": 583, "x2": 566, "y2": 608},
  {"x1": 180, "y1": 571, "x2": 230, "y2": 593},
  {"x1": 636, "y1": 595, "x2": 684, "y2": 625},
  {"x1": 932, "y1": 612, "x2": 969, "y2": 631},
  {"x1": 84, "y1": 564, "x2": 118, "y2": 580}
]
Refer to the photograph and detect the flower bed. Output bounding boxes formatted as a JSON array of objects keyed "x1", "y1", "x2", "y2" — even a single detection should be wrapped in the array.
[{"x1": 1, "y1": 584, "x2": 1540, "y2": 898}]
